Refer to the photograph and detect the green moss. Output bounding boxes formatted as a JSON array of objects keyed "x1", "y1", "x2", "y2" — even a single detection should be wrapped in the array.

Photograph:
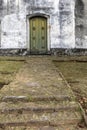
[
  {"x1": 54, "y1": 61, "x2": 87, "y2": 81},
  {"x1": 0, "y1": 57, "x2": 25, "y2": 86},
  {"x1": 0, "y1": 61, "x2": 24, "y2": 73},
  {"x1": 27, "y1": 95, "x2": 34, "y2": 102}
]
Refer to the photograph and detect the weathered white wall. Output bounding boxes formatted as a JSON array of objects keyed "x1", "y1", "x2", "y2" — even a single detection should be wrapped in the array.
[
  {"x1": 1, "y1": 14, "x2": 26, "y2": 48},
  {"x1": 75, "y1": 0, "x2": 87, "y2": 49},
  {"x1": 1, "y1": 0, "x2": 27, "y2": 48},
  {"x1": 0, "y1": 0, "x2": 81, "y2": 49},
  {"x1": 59, "y1": 0, "x2": 75, "y2": 48}
]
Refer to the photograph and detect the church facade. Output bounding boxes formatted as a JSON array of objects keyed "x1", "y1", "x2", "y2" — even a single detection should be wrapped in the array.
[{"x1": 0, "y1": 0, "x2": 86, "y2": 54}]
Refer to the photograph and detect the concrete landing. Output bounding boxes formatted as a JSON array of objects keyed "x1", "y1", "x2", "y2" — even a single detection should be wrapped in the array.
[{"x1": 0, "y1": 56, "x2": 85, "y2": 130}]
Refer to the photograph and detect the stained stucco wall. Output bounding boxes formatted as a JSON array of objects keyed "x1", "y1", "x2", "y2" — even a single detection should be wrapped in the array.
[
  {"x1": 81, "y1": 0, "x2": 87, "y2": 48},
  {"x1": 0, "y1": 0, "x2": 78, "y2": 49},
  {"x1": 59, "y1": 0, "x2": 75, "y2": 48},
  {"x1": 75, "y1": 0, "x2": 87, "y2": 48}
]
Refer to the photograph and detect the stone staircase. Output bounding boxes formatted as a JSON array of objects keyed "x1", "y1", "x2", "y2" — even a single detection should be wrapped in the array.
[
  {"x1": 0, "y1": 57, "x2": 85, "y2": 130},
  {"x1": 0, "y1": 96, "x2": 83, "y2": 130}
]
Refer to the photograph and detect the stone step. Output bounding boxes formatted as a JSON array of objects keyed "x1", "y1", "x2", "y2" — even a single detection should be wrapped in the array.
[
  {"x1": 0, "y1": 125, "x2": 84, "y2": 130},
  {"x1": 1, "y1": 95, "x2": 72, "y2": 102},
  {"x1": 0, "y1": 101, "x2": 80, "y2": 114},
  {"x1": 0, "y1": 105, "x2": 79, "y2": 114},
  {"x1": 0, "y1": 111, "x2": 82, "y2": 127},
  {"x1": 0, "y1": 82, "x2": 74, "y2": 98}
]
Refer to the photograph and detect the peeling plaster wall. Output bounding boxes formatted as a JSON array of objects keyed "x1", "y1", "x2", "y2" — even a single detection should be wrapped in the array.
[
  {"x1": 81, "y1": 0, "x2": 87, "y2": 48},
  {"x1": 75, "y1": 0, "x2": 87, "y2": 49},
  {"x1": 59, "y1": 0, "x2": 75, "y2": 48},
  {"x1": 0, "y1": 0, "x2": 27, "y2": 49},
  {"x1": 75, "y1": 0, "x2": 84, "y2": 48},
  {"x1": 0, "y1": 0, "x2": 85, "y2": 50}
]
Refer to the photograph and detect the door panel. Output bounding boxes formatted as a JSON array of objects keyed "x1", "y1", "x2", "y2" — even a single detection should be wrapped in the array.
[{"x1": 30, "y1": 17, "x2": 47, "y2": 54}]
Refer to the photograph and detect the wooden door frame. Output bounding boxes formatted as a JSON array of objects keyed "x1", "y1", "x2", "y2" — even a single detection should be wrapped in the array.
[{"x1": 26, "y1": 13, "x2": 51, "y2": 52}]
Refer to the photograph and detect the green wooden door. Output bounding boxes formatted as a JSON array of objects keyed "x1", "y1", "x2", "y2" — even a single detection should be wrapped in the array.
[{"x1": 30, "y1": 17, "x2": 47, "y2": 54}]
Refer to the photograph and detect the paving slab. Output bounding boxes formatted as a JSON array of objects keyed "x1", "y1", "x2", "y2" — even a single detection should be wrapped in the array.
[
  {"x1": 0, "y1": 57, "x2": 74, "y2": 98},
  {"x1": 0, "y1": 56, "x2": 86, "y2": 129}
]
